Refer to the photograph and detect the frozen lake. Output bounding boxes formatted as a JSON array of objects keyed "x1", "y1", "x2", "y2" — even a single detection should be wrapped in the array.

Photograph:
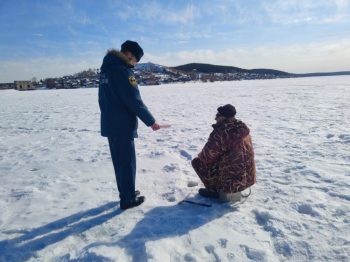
[{"x1": 0, "y1": 76, "x2": 349, "y2": 261}]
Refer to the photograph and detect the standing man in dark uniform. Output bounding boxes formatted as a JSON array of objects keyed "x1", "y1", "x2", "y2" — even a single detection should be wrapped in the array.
[{"x1": 98, "y1": 40, "x2": 160, "y2": 210}]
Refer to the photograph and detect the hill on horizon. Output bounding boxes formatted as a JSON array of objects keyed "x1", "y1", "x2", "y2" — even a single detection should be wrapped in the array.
[{"x1": 172, "y1": 63, "x2": 291, "y2": 76}]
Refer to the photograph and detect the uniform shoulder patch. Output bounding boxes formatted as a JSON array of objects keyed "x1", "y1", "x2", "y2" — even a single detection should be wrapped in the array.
[{"x1": 128, "y1": 75, "x2": 138, "y2": 87}]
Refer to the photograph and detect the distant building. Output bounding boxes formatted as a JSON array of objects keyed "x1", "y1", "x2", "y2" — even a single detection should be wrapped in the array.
[
  {"x1": 0, "y1": 83, "x2": 14, "y2": 90},
  {"x1": 14, "y1": 81, "x2": 35, "y2": 91}
]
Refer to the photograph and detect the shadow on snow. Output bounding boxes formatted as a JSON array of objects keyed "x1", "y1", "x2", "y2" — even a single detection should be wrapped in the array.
[
  {"x1": 82, "y1": 196, "x2": 238, "y2": 261},
  {"x1": 0, "y1": 202, "x2": 121, "y2": 261},
  {"x1": 1, "y1": 197, "x2": 238, "y2": 261}
]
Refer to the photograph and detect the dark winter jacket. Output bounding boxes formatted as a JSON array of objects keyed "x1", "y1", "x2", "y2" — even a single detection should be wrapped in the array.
[
  {"x1": 98, "y1": 50, "x2": 155, "y2": 138},
  {"x1": 192, "y1": 118, "x2": 256, "y2": 193}
]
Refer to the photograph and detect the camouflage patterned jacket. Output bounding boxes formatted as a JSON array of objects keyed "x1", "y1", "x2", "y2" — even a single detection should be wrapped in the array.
[{"x1": 192, "y1": 118, "x2": 256, "y2": 193}]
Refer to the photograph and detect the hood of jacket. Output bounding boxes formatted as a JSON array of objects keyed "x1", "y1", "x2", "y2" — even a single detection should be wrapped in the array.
[
  {"x1": 100, "y1": 49, "x2": 134, "y2": 72},
  {"x1": 212, "y1": 117, "x2": 250, "y2": 139}
]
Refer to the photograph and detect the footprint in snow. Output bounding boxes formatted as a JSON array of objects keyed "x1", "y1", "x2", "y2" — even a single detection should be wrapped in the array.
[
  {"x1": 241, "y1": 245, "x2": 267, "y2": 262},
  {"x1": 218, "y1": 238, "x2": 228, "y2": 248},
  {"x1": 297, "y1": 203, "x2": 320, "y2": 217},
  {"x1": 326, "y1": 134, "x2": 334, "y2": 139},
  {"x1": 163, "y1": 163, "x2": 178, "y2": 172},
  {"x1": 205, "y1": 245, "x2": 220, "y2": 261},
  {"x1": 162, "y1": 192, "x2": 176, "y2": 202},
  {"x1": 180, "y1": 149, "x2": 192, "y2": 160},
  {"x1": 253, "y1": 209, "x2": 284, "y2": 237},
  {"x1": 338, "y1": 134, "x2": 350, "y2": 144},
  {"x1": 184, "y1": 253, "x2": 196, "y2": 262}
]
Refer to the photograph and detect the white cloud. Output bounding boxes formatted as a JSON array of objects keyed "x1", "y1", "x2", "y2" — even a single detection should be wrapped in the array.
[
  {"x1": 0, "y1": 55, "x2": 102, "y2": 83},
  {"x1": 145, "y1": 38, "x2": 350, "y2": 73},
  {"x1": 164, "y1": 4, "x2": 198, "y2": 24},
  {"x1": 117, "y1": 2, "x2": 199, "y2": 25},
  {"x1": 262, "y1": 0, "x2": 350, "y2": 24},
  {"x1": 1, "y1": 38, "x2": 350, "y2": 82}
]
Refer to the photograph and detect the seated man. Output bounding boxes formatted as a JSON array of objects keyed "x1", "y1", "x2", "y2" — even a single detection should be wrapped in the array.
[{"x1": 191, "y1": 104, "x2": 256, "y2": 202}]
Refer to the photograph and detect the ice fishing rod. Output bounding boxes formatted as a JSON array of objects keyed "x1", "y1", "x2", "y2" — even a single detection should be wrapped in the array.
[{"x1": 179, "y1": 200, "x2": 212, "y2": 207}]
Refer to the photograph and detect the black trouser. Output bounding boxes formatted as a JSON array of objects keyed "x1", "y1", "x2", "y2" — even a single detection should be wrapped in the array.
[{"x1": 108, "y1": 137, "x2": 136, "y2": 203}]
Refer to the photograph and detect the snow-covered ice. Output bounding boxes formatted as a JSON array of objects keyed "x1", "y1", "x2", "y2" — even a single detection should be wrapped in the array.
[{"x1": 0, "y1": 76, "x2": 349, "y2": 261}]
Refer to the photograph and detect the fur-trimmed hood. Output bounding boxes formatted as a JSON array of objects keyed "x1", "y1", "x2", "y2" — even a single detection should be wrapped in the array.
[{"x1": 101, "y1": 49, "x2": 134, "y2": 71}]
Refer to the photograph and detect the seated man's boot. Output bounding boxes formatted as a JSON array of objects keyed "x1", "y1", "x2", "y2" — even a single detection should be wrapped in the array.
[
  {"x1": 219, "y1": 191, "x2": 241, "y2": 202},
  {"x1": 120, "y1": 196, "x2": 145, "y2": 210},
  {"x1": 198, "y1": 188, "x2": 219, "y2": 198}
]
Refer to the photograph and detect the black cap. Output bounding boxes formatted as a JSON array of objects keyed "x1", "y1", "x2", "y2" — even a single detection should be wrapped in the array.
[
  {"x1": 121, "y1": 40, "x2": 144, "y2": 62},
  {"x1": 217, "y1": 104, "x2": 236, "y2": 118}
]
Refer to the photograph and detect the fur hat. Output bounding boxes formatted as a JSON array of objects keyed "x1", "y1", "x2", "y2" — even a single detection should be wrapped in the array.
[
  {"x1": 217, "y1": 104, "x2": 236, "y2": 118},
  {"x1": 121, "y1": 40, "x2": 144, "y2": 62}
]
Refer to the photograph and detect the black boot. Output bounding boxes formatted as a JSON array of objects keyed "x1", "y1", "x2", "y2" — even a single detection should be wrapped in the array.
[
  {"x1": 120, "y1": 196, "x2": 145, "y2": 210},
  {"x1": 198, "y1": 188, "x2": 219, "y2": 198}
]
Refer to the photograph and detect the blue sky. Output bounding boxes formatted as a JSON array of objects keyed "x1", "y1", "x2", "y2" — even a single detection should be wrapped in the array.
[{"x1": 1, "y1": 0, "x2": 350, "y2": 82}]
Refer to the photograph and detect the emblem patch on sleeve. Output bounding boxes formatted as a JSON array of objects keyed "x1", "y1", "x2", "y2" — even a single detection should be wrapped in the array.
[{"x1": 128, "y1": 76, "x2": 138, "y2": 87}]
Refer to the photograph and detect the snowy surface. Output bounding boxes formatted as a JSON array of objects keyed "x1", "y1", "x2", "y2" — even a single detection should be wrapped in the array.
[{"x1": 0, "y1": 76, "x2": 349, "y2": 261}]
